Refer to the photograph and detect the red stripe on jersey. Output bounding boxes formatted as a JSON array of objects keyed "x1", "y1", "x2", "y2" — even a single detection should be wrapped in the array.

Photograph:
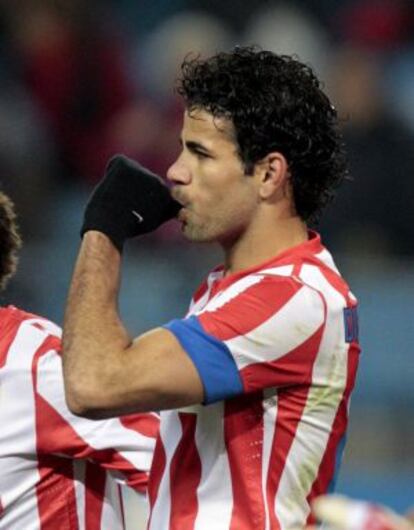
[
  {"x1": 315, "y1": 260, "x2": 355, "y2": 305},
  {"x1": 85, "y1": 463, "x2": 107, "y2": 530},
  {"x1": 224, "y1": 393, "x2": 266, "y2": 530},
  {"x1": 305, "y1": 342, "x2": 360, "y2": 524},
  {"x1": 198, "y1": 277, "x2": 302, "y2": 341},
  {"x1": 120, "y1": 413, "x2": 159, "y2": 439},
  {"x1": 169, "y1": 413, "x2": 201, "y2": 530},
  {"x1": 35, "y1": 453, "x2": 79, "y2": 530},
  {"x1": 292, "y1": 262, "x2": 303, "y2": 277},
  {"x1": 240, "y1": 324, "x2": 325, "y2": 392},
  {"x1": 147, "y1": 436, "x2": 167, "y2": 527},
  {"x1": 266, "y1": 385, "x2": 313, "y2": 529}
]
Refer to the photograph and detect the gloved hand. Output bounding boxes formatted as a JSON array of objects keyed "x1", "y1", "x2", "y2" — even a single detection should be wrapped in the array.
[{"x1": 81, "y1": 155, "x2": 181, "y2": 252}]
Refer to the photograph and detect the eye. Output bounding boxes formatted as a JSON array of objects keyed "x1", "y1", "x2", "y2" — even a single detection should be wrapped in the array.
[
  {"x1": 194, "y1": 151, "x2": 210, "y2": 159},
  {"x1": 185, "y1": 141, "x2": 212, "y2": 159}
]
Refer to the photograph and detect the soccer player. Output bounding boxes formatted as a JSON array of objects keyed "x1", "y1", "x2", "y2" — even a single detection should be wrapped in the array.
[
  {"x1": 0, "y1": 191, "x2": 159, "y2": 529},
  {"x1": 62, "y1": 46, "x2": 360, "y2": 529}
]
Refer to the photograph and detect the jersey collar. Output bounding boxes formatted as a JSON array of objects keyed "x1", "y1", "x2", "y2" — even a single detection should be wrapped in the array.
[{"x1": 210, "y1": 230, "x2": 324, "y2": 292}]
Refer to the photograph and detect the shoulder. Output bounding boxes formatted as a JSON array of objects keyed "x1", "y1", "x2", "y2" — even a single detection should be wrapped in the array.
[
  {"x1": 0, "y1": 306, "x2": 61, "y2": 368},
  {"x1": 195, "y1": 272, "x2": 325, "y2": 339},
  {"x1": 0, "y1": 305, "x2": 61, "y2": 335},
  {"x1": 298, "y1": 253, "x2": 358, "y2": 309},
  {"x1": 204, "y1": 271, "x2": 320, "y2": 310}
]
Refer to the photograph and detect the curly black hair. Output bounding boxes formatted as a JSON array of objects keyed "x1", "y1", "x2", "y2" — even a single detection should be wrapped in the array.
[
  {"x1": 176, "y1": 46, "x2": 348, "y2": 223},
  {"x1": 0, "y1": 192, "x2": 21, "y2": 291}
]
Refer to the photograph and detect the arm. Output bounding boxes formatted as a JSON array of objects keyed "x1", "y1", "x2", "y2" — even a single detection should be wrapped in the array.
[
  {"x1": 62, "y1": 156, "x2": 203, "y2": 418},
  {"x1": 63, "y1": 231, "x2": 203, "y2": 417},
  {"x1": 63, "y1": 236, "x2": 323, "y2": 417}
]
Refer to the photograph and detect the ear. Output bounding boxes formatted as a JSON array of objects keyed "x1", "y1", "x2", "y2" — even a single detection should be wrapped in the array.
[{"x1": 255, "y1": 152, "x2": 289, "y2": 200}]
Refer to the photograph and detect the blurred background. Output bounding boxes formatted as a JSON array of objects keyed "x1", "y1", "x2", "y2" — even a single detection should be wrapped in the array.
[{"x1": 0, "y1": 0, "x2": 413, "y2": 526}]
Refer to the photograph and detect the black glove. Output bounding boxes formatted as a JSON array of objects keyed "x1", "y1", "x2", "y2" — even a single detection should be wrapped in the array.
[{"x1": 81, "y1": 155, "x2": 181, "y2": 252}]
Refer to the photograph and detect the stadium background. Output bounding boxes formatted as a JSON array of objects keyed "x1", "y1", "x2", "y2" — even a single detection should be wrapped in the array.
[{"x1": 0, "y1": 0, "x2": 413, "y2": 527}]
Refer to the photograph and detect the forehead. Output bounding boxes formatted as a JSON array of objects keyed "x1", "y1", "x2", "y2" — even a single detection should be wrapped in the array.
[{"x1": 182, "y1": 108, "x2": 235, "y2": 144}]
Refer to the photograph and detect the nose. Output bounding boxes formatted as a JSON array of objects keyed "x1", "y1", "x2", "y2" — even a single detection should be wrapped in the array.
[{"x1": 166, "y1": 155, "x2": 192, "y2": 185}]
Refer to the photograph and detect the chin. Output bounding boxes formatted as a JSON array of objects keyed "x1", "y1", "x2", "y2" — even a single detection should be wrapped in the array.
[{"x1": 183, "y1": 223, "x2": 215, "y2": 243}]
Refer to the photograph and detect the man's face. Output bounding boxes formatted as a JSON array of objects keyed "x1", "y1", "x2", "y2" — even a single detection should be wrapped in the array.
[{"x1": 168, "y1": 109, "x2": 259, "y2": 245}]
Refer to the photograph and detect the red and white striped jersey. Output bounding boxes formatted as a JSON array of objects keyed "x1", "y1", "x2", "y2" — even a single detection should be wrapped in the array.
[
  {"x1": 0, "y1": 306, "x2": 159, "y2": 530},
  {"x1": 149, "y1": 231, "x2": 360, "y2": 530}
]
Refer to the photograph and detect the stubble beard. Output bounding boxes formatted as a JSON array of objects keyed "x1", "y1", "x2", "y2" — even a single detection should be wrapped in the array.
[
  {"x1": 181, "y1": 214, "x2": 218, "y2": 243},
  {"x1": 182, "y1": 222, "x2": 213, "y2": 242}
]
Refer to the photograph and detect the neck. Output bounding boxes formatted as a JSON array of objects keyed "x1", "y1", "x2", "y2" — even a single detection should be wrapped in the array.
[{"x1": 222, "y1": 214, "x2": 308, "y2": 276}]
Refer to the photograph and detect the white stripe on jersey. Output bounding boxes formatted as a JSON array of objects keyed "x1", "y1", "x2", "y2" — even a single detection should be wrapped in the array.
[
  {"x1": 73, "y1": 460, "x2": 86, "y2": 530},
  {"x1": 189, "y1": 270, "x2": 223, "y2": 314},
  {"x1": 225, "y1": 285, "x2": 325, "y2": 370},
  {"x1": 101, "y1": 479, "x2": 124, "y2": 529},
  {"x1": 314, "y1": 249, "x2": 341, "y2": 274},
  {"x1": 195, "y1": 274, "x2": 264, "y2": 313},
  {"x1": 193, "y1": 402, "x2": 233, "y2": 530},
  {"x1": 260, "y1": 265, "x2": 294, "y2": 277},
  {"x1": 313, "y1": 252, "x2": 357, "y2": 303},
  {"x1": 148, "y1": 412, "x2": 182, "y2": 530},
  {"x1": 261, "y1": 388, "x2": 278, "y2": 530}
]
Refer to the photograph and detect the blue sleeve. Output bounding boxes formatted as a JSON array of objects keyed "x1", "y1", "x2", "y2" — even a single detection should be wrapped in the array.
[{"x1": 163, "y1": 316, "x2": 244, "y2": 404}]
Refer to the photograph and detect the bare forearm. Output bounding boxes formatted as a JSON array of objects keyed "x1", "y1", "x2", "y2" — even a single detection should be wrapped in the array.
[
  {"x1": 62, "y1": 231, "x2": 131, "y2": 412},
  {"x1": 61, "y1": 157, "x2": 202, "y2": 417}
]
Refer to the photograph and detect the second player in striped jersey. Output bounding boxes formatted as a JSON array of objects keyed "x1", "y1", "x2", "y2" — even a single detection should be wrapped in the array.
[{"x1": 0, "y1": 192, "x2": 159, "y2": 530}]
